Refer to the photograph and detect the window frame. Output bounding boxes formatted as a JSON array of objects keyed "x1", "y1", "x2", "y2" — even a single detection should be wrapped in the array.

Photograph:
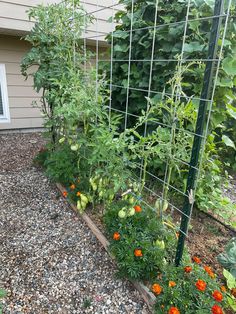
[{"x1": 0, "y1": 64, "x2": 10, "y2": 123}]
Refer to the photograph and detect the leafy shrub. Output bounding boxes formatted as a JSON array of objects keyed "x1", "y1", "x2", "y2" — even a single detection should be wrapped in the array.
[
  {"x1": 152, "y1": 261, "x2": 227, "y2": 314},
  {"x1": 104, "y1": 200, "x2": 177, "y2": 280},
  {"x1": 44, "y1": 144, "x2": 79, "y2": 185},
  {"x1": 21, "y1": 0, "x2": 90, "y2": 145}
]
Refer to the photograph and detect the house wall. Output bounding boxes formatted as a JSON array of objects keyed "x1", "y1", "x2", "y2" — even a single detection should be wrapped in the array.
[
  {"x1": 0, "y1": 0, "x2": 121, "y2": 41},
  {"x1": 0, "y1": 0, "x2": 121, "y2": 130},
  {"x1": 0, "y1": 34, "x2": 109, "y2": 130},
  {"x1": 0, "y1": 35, "x2": 43, "y2": 130}
]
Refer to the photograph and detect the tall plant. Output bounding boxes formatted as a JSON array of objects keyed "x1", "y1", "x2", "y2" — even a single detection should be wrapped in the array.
[{"x1": 21, "y1": 0, "x2": 89, "y2": 146}]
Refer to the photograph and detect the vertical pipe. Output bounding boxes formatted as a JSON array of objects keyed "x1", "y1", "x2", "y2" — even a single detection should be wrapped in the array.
[{"x1": 175, "y1": 0, "x2": 224, "y2": 266}]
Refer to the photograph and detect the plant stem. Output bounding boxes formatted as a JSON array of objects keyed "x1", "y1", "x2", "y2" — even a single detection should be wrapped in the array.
[{"x1": 141, "y1": 155, "x2": 148, "y2": 193}]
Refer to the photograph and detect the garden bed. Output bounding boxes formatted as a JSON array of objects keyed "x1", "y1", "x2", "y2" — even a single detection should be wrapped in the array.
[
  {"x1": 56, "y1": 183, "x2": 156, "y2": 311},
  {"x1": 55, "y1": 183, "x2": 235, "y2": 314}
]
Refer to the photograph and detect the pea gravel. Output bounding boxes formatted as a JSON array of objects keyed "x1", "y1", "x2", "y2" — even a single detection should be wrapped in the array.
[{"x1": 0, "y1": 133, "x2": 149, "y2": 314}]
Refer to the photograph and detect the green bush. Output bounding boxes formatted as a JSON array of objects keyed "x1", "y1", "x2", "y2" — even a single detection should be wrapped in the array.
[
  {"x1": 104, "y1": 200, "x2": 177, "y2": 280},
  {"x1": 152, "y1": 262, "x2": 227, "y2": 314},
  {"x1": 44, "y1": 145, "x2": 79, "y2": 185}
]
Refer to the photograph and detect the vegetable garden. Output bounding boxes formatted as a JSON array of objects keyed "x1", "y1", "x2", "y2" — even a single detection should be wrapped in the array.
[{"x1": 20, "y1": 0, "x2": 236, "y2": 313}]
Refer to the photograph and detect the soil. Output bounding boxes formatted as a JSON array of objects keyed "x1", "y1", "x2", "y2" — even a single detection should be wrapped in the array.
[{"x1": 187, "y1": 210, "x2": 236, "y2": 279}]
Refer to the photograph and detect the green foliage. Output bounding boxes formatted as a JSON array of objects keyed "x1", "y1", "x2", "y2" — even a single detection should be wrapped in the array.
[
  {"x1": 107, "y1": 0, "x2": 236, "y2": 224},
  {"x1": 108, "y1": 0, "x2": 236, "y2": 137},
  {"x1": 218, "y1": 238, "x2": 236, "y2": 278},
  {"x1": 104, "y1": 200, "x2": 177, "y2": 280},
  {"x1": 153, "y1": 263, "x2": 227, "y2": 314},
  {"x1": 44, "y1": 144, "x2": 79, "y2": 185},
  {"x1": 222, "y1": 269, "x2": 236, "y2": 312},
  {"x1": 33, "y1": 147, "x2": 49, "y2": 167},
  {"x1": 87, "y1": 115, "x2": 132, "y2": 206},
  {"x1": 21, "y1": 0, "x2": 90, "y2": 145}
]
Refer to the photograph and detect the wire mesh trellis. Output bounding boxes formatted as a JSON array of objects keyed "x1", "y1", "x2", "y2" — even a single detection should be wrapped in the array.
[{"x1": 79, "y1": 0, "x2": 233, "y2": 265}]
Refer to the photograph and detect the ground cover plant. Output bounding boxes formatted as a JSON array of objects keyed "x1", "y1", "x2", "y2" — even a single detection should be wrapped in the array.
[{"x1": 21, "y1": 0, "x2": 235, "y2": 313}]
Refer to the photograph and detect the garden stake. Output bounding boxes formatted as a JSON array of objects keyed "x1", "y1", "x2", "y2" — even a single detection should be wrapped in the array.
[{"x1": 175, "y1": 0, "x2": 225, "y2": 266}]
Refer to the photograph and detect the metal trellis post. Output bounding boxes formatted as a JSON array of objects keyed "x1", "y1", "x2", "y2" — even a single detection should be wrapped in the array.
[{"x1": 175, "y1": 0, "x2": 224, "y2": 266}]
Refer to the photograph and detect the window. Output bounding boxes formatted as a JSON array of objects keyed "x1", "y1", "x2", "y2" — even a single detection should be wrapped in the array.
[{"x1": 0, "y1": 64, "x2": 10, "y2": 123}]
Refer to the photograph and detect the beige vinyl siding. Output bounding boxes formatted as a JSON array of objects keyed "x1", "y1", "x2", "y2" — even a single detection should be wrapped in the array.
[
  {"x1": 0, "y1": 0, "x2": 122, "y2": 39},
  {"x1": 0, "y1": 35, "x2": 42, "y2": 130},
  {"x1": 0, "y1": 1, "x2": 121, "y2": 130},
  {"x1": 0, "y1": 34, "x2": 108, "y2": 130}
]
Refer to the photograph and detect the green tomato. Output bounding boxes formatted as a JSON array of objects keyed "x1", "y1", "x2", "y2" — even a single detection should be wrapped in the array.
[
  {"x1": 81, "y1": 201, "x2": 87, "y2": 210},
  {"x1": 98, "y1": 178, "x2": 103, "y2": 188},
  {"x1": 80, "y1": 194, "x2": 88, "y2": 204},
  {"x1": 155, "y1": 240, "x2": 165, "y2": 249},
  {"x1": 155, "y1": 199, "x2": 169, "y2": 211},
  {"x1": 128, "y1": 197, "x2": 135, "y2": 205},
  {"x1": 118, "y1": 209, "x2": 126, "y2": 219},
  {"x1": 108, "y1": 193, "x2": 114, "y2": 201},
  {"x1": 71, "y1": 144, "x2": 79, "y2": 151},
  {"x1": 77, "y1": 200, "x2": 82, "y2": 211},
  {"x1": 59, "y1": 137, "x2": 65, "y2": 144},
  {"x1": 92, "y1": 183, "x2": 97, "y2": 191},
  {"x1": 127, "y1": 207, "x2": 135, "y2": 217}
]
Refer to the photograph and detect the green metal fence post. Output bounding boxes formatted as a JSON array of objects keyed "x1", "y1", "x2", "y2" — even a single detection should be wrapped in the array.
[{"x1": 175, "y1": 0, "x2": 224, "y2": 266}]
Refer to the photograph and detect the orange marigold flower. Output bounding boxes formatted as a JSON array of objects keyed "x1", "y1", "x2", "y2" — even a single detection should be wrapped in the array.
[
  {"x1": 192, "y1": 256, "x2": 201, "y2": 264},
  {"x1": 168, "y1": 306, "x2": 180, "y2": 314},
  {"x1": 76, "y1": 191, "x2": 81, "y2": 197},
  {"x1": 169, "y1": 281, "x2": 176, "y2": 288},
  {"x1": 195, "y1": 279, "x2": 207, "y2": 291},
  {"x1": 184, "y1": 266, "x2": 192, "y2": 273},
  {"x1": 152, "y1": 283, "x2": 162, "y2": 295},
  {"x1": 113, "y1": 232, "x2": 120, "y2": 241},
  {"x1": 204, "y1": 266, "x2": 212, "y2": 274},
  {"x1": 70, "y1": 184, "x2": 76, "y2": 190},
  {"x1": 134, "y1": 205, "x2": 142, "y2": 213},
  {"x1": 212, "y1": 290, "x2": 223, "y2": 302},
  {"x1": 134, "y1": 249, "x2": 143, "y2": 257},
  {"x1": 220, "y1": 286, "x2": 226, "y2": 293},
  {"x1": 211, "y1": 304, "x2": 223, "y2": 314},
  {"x1": 62, "y1": 191, "x2": 68, "y2": 198},
  {"x1": 209, "y1": 271, "x2": 215, "y2": 279}
]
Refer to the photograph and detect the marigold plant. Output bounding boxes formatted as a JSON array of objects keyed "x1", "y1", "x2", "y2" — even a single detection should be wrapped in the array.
[
  {"x1": 168, "y1": 307, "x2": 180, "y2": 314},
  {"x1": 104, "y1": 200, "x2": 177, "y2": 280},
  {"x1": 153, "y1": 262, "x2": 227, "y2": 314},
  {"x1": 113, "y1": 232, "x2": 120, "y2": 241},
  {"x1": 152, "y1": 283, "x2": 162, "y2": 295}
]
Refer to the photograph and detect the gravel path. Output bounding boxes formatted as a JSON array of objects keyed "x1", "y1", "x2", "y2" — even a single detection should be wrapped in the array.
[{"x1": 0, "y1": 133, "x2": 149, "y2": 314}]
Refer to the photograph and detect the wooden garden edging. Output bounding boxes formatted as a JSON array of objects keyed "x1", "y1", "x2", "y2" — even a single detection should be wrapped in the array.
[{"x1": 56, "y1": 183, "x2": 156, "y2": 311}]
